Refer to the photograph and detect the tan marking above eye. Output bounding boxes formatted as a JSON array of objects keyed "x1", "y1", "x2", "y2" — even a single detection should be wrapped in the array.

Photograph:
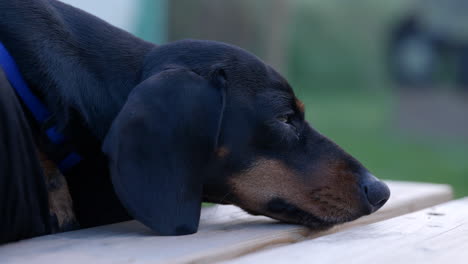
[{"x1": 295, "y1": 98, "x2": 305, "y2": 113}]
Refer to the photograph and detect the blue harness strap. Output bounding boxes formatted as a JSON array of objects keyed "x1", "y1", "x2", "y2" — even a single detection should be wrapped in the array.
[{"x1": 0, "y1": 42, "x2": 82, "y2": 172}]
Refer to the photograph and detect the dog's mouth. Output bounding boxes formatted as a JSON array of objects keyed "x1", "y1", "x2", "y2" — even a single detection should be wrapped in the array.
[{"x1": 266, "y1": 198, "x2": 342, "y2": 229}]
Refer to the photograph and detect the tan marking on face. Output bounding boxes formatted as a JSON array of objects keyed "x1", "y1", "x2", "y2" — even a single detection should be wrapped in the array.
[
  {"x1": 229, "y1": 158, "x2": 362, "y2": 222},
  {"x1": 37, "y1": 150, "x2": 78, "y2": 231},
  {"x1": 216, "y1": 146, "x2": 230, "y2": 159},
  {"x1": 295, "y1": 98, "x2": 305, "y2": 113}
]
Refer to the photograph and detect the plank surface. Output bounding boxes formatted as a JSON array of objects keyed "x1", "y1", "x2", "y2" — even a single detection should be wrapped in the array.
[
  {"x1": 224, "y1": 197, "x2": 468, "y2": 264},
  {"x1": 0, "y1": 181, "x2": 452, "y2": 264}
]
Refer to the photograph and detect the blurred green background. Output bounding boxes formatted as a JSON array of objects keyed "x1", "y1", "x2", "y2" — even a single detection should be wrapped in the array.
[{"x1": 64, "y1": 0, "x2": 468, "y2": 196}]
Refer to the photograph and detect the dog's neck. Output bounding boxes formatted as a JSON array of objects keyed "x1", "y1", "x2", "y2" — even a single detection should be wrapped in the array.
[{"x1": 0, "y1": 0, "x2": 156, "y2": 140}]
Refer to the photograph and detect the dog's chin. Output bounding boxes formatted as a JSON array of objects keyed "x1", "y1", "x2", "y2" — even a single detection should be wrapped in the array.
[
  {"x1": 240, "y1": 197, "x2": 363, "y2": 231},
  {"x1": 287, "y1": 213, "x2": 360, "y2": 231},
  {"x1": 240, "y1": 207, "x2": 334, "y2": 231},
  {"x1": 205, "y1": 195, "x2": 361, "y2": 230}
]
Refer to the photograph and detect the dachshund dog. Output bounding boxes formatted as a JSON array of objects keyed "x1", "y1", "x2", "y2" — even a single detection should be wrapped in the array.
[{"x1": 0, "y1": 0, "x2": 390, "y2": 243}]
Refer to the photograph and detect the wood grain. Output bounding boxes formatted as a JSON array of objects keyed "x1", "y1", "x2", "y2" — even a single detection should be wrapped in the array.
[
  {"x1": 224, "y1": 197, "x2": 468, "y2": 264},
  {"x1": 0, "y1": 181, "x2": 453, "y2": 264}
]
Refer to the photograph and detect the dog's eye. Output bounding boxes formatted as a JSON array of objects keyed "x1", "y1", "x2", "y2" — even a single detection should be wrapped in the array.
[
  {"x1": 277, "y1": 115, "x2": 290, "y2": 123},
  {"x1": 272, "y1": 113, "x2": 301, "y2": 141},
  {"x1": 277, "y1": 113, "x2": 300, "y2": 133}
]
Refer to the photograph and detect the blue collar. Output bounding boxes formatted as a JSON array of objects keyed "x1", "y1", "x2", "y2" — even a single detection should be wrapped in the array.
[{"x1": 0, "y1": 42, "x2": 82, "y2": 172}]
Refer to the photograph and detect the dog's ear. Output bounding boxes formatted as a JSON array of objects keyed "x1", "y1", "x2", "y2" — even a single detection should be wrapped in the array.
[{"x1": 102, "y1": 68, "x2": 226, "y2": 235}]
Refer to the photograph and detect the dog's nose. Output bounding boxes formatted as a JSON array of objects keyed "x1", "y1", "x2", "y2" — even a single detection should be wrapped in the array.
[{"x1": 361, "y1": 173, "x2": 390, "y2": 213}]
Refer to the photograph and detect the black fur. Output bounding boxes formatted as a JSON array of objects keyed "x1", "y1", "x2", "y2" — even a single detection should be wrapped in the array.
[
  {"x1": 0, "y1": 69, "x2": 51, "y2": 243},
  {"x1": 0, "y1": 0, "x2": 390, "y2": 243}
]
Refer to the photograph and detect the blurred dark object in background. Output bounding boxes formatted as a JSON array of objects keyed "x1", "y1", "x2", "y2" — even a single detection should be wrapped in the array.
[
  {"x1": 388, "y1": 0, "x2": 468, "y2": 147},
  {"x1": 389, "y1": 0, "x2": 468, "y2": 92}
]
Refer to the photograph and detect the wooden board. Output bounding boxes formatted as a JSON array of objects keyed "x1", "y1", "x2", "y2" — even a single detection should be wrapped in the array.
[
  {"x1": 224, "y1": 197, "x2": 468, "y2": 264},
  {"x1": 0, "y1": 181, "x2": 452, "y2": 264}
]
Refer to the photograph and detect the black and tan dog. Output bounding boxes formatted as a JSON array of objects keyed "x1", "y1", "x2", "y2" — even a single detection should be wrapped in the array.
[{"x1": 0, "y1": 0, "x2": 390, "y2": 243}]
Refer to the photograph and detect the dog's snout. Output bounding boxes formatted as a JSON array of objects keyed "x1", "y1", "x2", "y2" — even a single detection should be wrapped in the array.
[{"x1": 361, "y1": 173, "x2": 390, "y2": 213}]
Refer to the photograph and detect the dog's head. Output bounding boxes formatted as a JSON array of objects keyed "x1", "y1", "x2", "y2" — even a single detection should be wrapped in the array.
[{"x1": 103, "y1": 40, "x2": 390, "y2": 235}]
